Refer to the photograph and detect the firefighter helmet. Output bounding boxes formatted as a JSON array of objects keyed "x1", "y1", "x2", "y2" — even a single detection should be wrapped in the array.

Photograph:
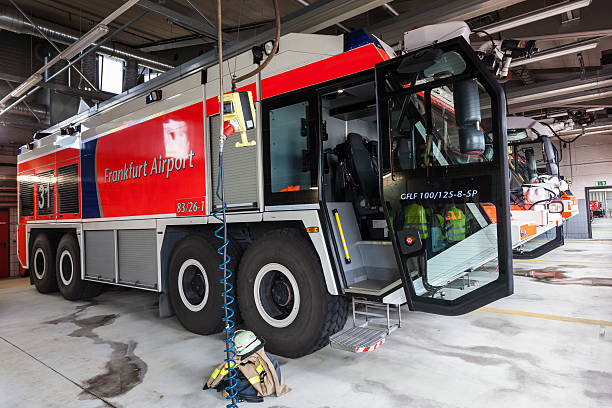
[{"x1": 234, "y1": 330, "x2": 264, "y2": 356}]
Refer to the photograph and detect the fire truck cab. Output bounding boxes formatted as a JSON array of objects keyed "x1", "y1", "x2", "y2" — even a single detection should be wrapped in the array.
[
  {"x1": 507, "y1": 116, "x2": 578, "y2": 259},
  {"x1": 17, "y1": 24, "x2": 514, "y2": 357}
]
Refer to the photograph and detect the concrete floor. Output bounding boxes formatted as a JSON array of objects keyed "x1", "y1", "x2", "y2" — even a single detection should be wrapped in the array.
[
  {"x1": 1, "y1": 239, "x2": 611, "y2": 408},
  {"x1": 591, "y1": 217, "x2": 612, "y2": 240}
]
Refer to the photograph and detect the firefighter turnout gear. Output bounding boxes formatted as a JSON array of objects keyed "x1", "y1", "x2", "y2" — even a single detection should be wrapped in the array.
[{"x1": 206, "y1": 348, "x2": 291, "y2": 398}]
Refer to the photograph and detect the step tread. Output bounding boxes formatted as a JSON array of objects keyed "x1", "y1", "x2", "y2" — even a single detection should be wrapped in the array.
[{"x1": 329, "y1": 326, "x2": 386, "y2": 353}]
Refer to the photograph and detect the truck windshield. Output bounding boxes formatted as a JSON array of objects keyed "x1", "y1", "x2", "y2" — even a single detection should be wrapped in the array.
[{"x1": 509, "y1": 141, "x2": 547, "y2": 182}]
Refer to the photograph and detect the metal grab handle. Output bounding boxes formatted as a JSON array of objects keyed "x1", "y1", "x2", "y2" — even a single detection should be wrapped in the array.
[{"x1": 332, "y1": 209, "x2": 351, "y2": 264}]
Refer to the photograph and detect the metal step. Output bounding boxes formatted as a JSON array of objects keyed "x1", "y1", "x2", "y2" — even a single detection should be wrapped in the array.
[{"x1": 329, "y1": 326, "x2": 387, "y2": 353}]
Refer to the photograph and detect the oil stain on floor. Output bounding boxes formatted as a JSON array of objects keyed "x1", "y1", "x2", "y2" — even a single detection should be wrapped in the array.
[
  {"x1": 44, "y1": 302, "x2": 148, "y2": 400},
  {"x1": 513, "y1": 267, "x2": 612, "y2": 287}
]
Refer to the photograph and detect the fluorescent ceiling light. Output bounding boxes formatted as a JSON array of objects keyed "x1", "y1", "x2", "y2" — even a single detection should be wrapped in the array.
[
  {"x1": 62, "y1": 25, "x2": 109, "y2": 60},
  {"x1": 476, "y1": 0, "x2": 592, "y2": 35},
  {"x1": 512, "y1": 39, "x2": 599, "y2": 67},
  {"x1": 559, "y1": 123, "x2": 612, "y2": 134},
  {"x1": 9, "y1": 74, "x2": 43, "y2": 98}
]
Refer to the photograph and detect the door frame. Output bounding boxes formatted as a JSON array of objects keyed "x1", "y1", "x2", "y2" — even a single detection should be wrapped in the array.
[
  {"x1": 585, "y1": 185, "x2": 611, "y2": 238},
  {"x1": 0, "y1": 208, "x2": 9, "y2": 278}
]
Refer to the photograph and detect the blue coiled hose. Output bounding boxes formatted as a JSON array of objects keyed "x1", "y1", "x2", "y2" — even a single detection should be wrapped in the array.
[{"x1": 213, "y1": 151, "x2": 239, "y2": 407}]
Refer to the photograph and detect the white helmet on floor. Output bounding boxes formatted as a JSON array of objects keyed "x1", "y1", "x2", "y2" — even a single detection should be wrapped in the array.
[{"x1": 234, "y1": 330, "x2": 263, "y2": 356}]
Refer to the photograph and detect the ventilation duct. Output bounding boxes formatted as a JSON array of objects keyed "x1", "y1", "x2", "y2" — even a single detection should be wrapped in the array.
[{"x1": 0, "y1": 6, "x2": 173, "y2": 72}]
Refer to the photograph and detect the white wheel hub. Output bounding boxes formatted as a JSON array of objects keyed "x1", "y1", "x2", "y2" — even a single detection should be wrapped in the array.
[
  {"x1": 34, "y1": 248, "x2": 45, "y2": 280},
  {"x1": 254, "y1": 263, "x2": 301, "y2": 328},
  {"x1": 59, "y1": 250, "x2": 74, "y2": 286},
  {"x1": 178, "y1": 259, "x2": 209, "y2": 312}
]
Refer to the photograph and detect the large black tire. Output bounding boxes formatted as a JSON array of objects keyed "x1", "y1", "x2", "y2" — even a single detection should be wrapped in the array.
[
  {"x1": 55, "y1": 233, "x2": 102, "y2": 301},
  {"x1": 237, "y1": 228, "x2": 348, "y2": 358},
  {"x1": 31, "y1": 234, "x2": 58, "y2": 293},
  {"x1": 168, "y1": 234, "x2": 240, "y2": 335}
]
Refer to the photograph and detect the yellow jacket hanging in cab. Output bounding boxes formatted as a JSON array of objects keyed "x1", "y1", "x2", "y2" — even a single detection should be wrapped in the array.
[
  {"x1": 445, "y1": 207, "x2": 466, "y2": 242},
  {"x1": 403, "y1": 203, "x2": 429, "y2": 239},
  {"x1": 206, "y1": 348, "x2": 291, "y2": 397}
]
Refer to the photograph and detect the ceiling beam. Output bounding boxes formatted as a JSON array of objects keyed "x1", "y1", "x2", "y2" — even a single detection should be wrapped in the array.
[
  {"x1": 0, "y1": 72, "x2": 114, "y2": 101},
  {"x1": 507, "y1": 67, "x2": 612, "y2": 106},
  {"x1": 281, "y1": 0, "x2": 395, "y2": 34},
  {"x1": 137, "y1": 0, "x2": 219, "y2": 42},
  {"x1": 511, "y1": 28, "x2": 612, "y2": 41},
  {"x1": 510, "y1": 88, "x2": 612, "y2": 113},
  {"x1": 139, "y1": 37, "x2": 208, "y2": 52},
  {"x1": 366, "y1": 0, "x2": 529, "y2": 45}
]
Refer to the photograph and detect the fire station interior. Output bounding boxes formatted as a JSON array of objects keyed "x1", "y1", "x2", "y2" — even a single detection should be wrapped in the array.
[{"x1": 2, "y1": 1, "x2": 612, "y2": 407}]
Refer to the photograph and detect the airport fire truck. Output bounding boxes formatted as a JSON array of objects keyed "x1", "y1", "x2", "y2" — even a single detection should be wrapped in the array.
[
  {"x1": 18, "y1": 22, "x2": 517, "y2": 357},
  {"x1": 506, "y1": 116, "x2": 578, "y2": 258}
]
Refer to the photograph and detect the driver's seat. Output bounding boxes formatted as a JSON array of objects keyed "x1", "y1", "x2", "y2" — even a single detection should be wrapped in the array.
[{"x1": 347, "y1": 133, "x2": 378, "y2": 202}]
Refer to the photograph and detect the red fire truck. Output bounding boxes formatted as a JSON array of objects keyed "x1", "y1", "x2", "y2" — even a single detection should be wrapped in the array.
[{"x1": 17, "y1": 23, "x2": 515, "y2": 357}]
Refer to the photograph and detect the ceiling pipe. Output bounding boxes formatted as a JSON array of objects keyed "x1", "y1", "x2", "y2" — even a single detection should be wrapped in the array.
[
  {"x1": 475, "y1": 0, "x2": 592, "y2": 36},
  {"x1": 511, "y1": 37, "x2": 602, "y2": 67},
  {"x1": 6, "y1": 104, "x2": 48, "y2": 120},
  {"x1": 0, "y1": 6, "x2": 173, "y2": 72}
]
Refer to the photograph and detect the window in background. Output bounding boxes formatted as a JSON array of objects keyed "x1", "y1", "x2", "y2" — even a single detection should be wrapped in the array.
[
  {"x1": 141, "y1": 66, "x2": 162, "y2": 83},
  {"x1": 97, "y1": 55, "x2": 124, "y2": 94}
]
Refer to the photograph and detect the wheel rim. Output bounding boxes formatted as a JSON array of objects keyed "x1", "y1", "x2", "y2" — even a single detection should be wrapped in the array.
[
  {"x1": 178, "y1": 259, "x2": 209, "y2": 312},
  {"x1": 34, "y1": 248, "x2": 45, "y2": 280},
  {"x1": 59, "y1": 250, "x2": 74, "y2": 286},
  {"x1": 254, "y1": 263, "x2": 300, "y2": 328}
]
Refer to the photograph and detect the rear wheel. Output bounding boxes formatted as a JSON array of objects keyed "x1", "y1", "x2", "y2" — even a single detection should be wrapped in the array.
[
  {"x1": 31, "y1": 234, "x2": 58, "y2": 293},
  {"x1": 56, "y1": 233, "x2": 102, "y2": 300},
  {"x1": 237, "y1": 228, "x2": 348, "y2": 358},
  {"x1": 168, "y1": 235, "x2": 240, "y2": 335}
]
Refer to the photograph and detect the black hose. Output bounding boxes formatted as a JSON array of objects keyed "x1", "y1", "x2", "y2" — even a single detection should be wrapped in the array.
[
  {"x1": 472, "y1": 29, "x2": 497, "y2": 51},
  {"x1": 528, "y1": 198, "x2": 555, "y2": 210},
  {"x1": 543, "y1": 121, "x2": 583, "y2": 144}
]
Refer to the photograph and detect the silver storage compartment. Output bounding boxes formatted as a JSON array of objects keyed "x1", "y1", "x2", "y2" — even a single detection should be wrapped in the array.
[
  {"x1": 117, "y1": 229, "x2": 158, "y2": 289},
  {"x1": 84, "y1": 230, "x2": 116, "y2": 281},
  {"x1": 210, "y1": 114, "x2": 258, "y2": 210}
]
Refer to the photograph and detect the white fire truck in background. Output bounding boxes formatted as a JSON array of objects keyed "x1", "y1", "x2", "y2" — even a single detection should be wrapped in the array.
[
  {"x1": 18, "y1": 22, "x2": 520, "y2": 357},
  {"x1": 506, "y1": 116, "x2": 579, "y2": 258}
]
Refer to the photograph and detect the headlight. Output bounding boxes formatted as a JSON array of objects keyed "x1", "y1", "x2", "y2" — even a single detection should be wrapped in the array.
[{"x1": 263, "y1": 40, "x2": 275, "y2": 55}]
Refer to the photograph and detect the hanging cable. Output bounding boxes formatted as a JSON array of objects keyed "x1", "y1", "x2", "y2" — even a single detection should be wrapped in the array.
[
  {"x1": 472, "y1": 29, "x2": 498, "y2": 52},
  {"x1": 215, "y1": 1, "x2": 238, "y2": 406},
  {"x1": 231, "y1": 0, "x2": 280, "y2": 90},
  {"x1": 543, "y1": 121, "x2": 584, "y2": 144}
]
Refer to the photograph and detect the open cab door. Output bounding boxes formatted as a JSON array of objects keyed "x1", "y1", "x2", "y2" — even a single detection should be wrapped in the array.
[{"x1": 375, "y1": 38, "x2": 512, "y2": 315}]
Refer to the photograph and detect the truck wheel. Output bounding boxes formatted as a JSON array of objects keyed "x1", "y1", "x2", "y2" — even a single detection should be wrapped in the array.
[
  {"x1": 56, "y1": 233, "x2": 102, "y2": 300},
  {"x1": 168, "y1": 235, "x2": 239, "y2": 335},
  {"x1": 31, "y1": 234, "x2": 58, "y2": 293},
  {"x1": 237, "y1": 228, "x2": 348, "y2": 358}
]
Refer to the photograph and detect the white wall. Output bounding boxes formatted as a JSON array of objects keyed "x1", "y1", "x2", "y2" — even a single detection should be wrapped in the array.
[{"x1": 554, "y1": 132, "x2": 612, "y2": 199}]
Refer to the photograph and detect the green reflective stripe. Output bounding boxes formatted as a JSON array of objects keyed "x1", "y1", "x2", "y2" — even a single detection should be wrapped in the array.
[{"x1": 256, "y1": 364, "x2": 264, "y2": 374}]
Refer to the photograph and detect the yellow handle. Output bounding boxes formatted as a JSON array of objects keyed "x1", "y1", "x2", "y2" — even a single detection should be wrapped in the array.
[{"x1": 333, "y1": 209, "x2": 351, "y2": 264}]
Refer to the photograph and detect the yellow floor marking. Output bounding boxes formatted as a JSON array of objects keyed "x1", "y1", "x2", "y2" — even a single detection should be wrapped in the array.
[
  {"x1": 478, "y1": 307, "x2": 612, "y2": 327},
  {"x1": 514, "y1": 259, "x2": 612, "y2": 265}
]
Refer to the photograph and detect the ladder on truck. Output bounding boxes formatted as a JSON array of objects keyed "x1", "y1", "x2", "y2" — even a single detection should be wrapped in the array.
[{"x1": 330, "y1": 298, "x2": 402, "y2": 353}]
